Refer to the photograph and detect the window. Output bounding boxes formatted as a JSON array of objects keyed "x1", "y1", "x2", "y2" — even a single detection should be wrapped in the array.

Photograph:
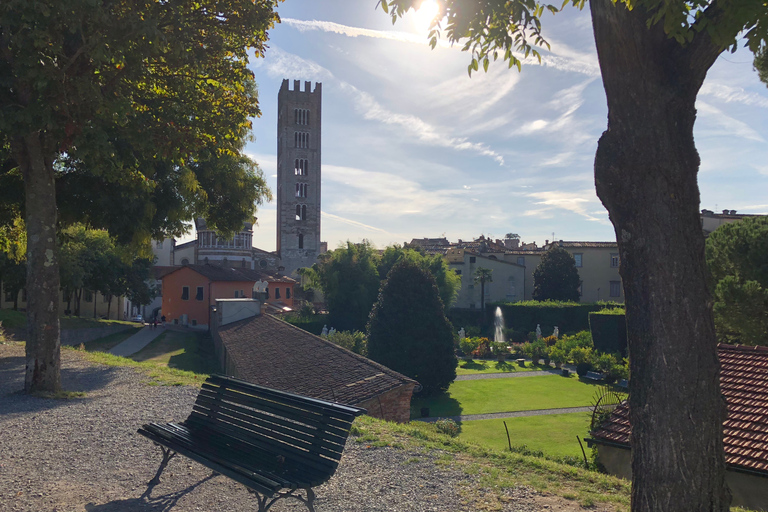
[
  {"x1": 611, "y1": 253, "x2": 620, "y2": 268},
  {"x1": 517, "y1": 256, "x2": 525, "y2": 266},
  {"x1": 204, "y1": 257, "x2": 209, "y2": 264},
  {"x1": 298, "y1": 234, "x2": 304, "y2": 249},
  {"x1": 182, "y1": 287, "x2": 189, "y2": 300},
  {"x1": 294, "y1": 132, "x2": 309, "y2": 148},
  {"x1": 469, "y1": 256, "x2": 476, "y2": 263},
  {"x1": 260, "y1": 259, "x2": 268, "y2": 268},
  {"x1": 574, "y1": 253, "x2": 583, "y2": 267},
  {"x1": 265, "y1": 287, "x2": 270, "y2": 299},
  {"x1": 294, "y1": 108, "x2": 310, "y2": 125},
  {"x1": 610, "y1": 281, "x2": 621, "y2": 297},
  {"x1": 455, "y1": 269, "x2": 462, "y2": 275},
  {"x1": 196, "y1": 287, "x2": 204, "y2": 301},
  {"x1": 295, "y1": 183, "x2": 308, "y2": 198},
  {"x1": 507, "y1": 277, "x2": 516, "y2": 298},
  {"x1": 275, "y1": 288, "x2": 281, "y2": 299},
  {"x1": 296, "y1": 204, "x2": 307, "y2": 221},
  {"x1": 234, "y1": 290, "x2": 239, "y2": 298},
  {"x1": 294, "y1": 159, "x2": 308, "y2": 176},
  {"x1": 286, "y1": 288, "x2": 291, "y2": 299},
  {"x1": 181, "y1": 258, "x2": 189, "y2": 265}
]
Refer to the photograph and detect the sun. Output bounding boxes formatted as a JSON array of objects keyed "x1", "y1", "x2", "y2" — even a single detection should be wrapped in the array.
[{"x1": 412, "y1": 0, "x2": 440, "y2": 34}]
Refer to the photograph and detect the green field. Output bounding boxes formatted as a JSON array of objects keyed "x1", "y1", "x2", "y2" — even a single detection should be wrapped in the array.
[
  {"x1": 458, "y1": 413, "x2": 591, "y2": 459},
  {"x1": 131, "y1": 330, "x2": 220, "y2": 375},
  {"x1": 83, "y1": 326, "x2": 142, "y2": 352},
  {"x1": 412, "y1": 374, "x2": 605, "y2": 417},
  {"x1": 456, "y1": 358, "x2": 550, "y2": 375}
]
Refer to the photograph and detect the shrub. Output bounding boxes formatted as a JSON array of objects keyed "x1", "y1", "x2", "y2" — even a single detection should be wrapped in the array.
[
  {"x1": 492, "y1": 341, "x2": 509, "y2": 358},
  {"x1": 327, "y1": 330, "x2": 368, "y2": 357},
  {"x1": 434, "y1": 418, "x2": 460, "y2": 437},
  {"x1": 569, "y1": 346, "x2": 594, "y2": 365},
  {"x1": 576, "y1": 361, "x2": 593, "y2": 377},
  {"x1": 459, "y1": 337, "x2": 478, "y2": 356},
  {"x1": 548, "y1": 345, "x2": 568, "y2": 366},
  {"x1": 471, "y1": 338, "x2": 492, "y2": 358},
  {"x1": 541, "y1": 335, "x2": 558, "y2": 347}
]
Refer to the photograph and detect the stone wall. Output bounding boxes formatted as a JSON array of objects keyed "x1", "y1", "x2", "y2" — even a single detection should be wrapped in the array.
[{"x1": 357, "y1": 383, "x2": 417, "y2": 424}]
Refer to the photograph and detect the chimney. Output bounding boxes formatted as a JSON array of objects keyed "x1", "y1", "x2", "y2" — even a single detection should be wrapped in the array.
[
  {"x1": 722, "y1": 209, "x2": 729, "y2": 215},
  {"x1": 730, "y1": 210, "x2": 737, "y2": 215},
  {"x1": 545, "y1": 239, "x2": 549, "y2": 245}
]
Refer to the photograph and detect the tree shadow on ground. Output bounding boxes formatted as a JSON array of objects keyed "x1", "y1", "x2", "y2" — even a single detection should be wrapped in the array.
[
  {"x1": 84, "y1": 473, "x2": 217, "y2": 512},
  {"x1": 410, "y1": 391, "x2": 463, "y2": 420},
  {"x1": 0, "y1": 357, "x2": 120, "y2": 416}
]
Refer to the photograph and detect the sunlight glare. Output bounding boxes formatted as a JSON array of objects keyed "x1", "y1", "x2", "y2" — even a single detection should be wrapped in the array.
[{"x1": 413, "y1": 0, "x2": 440, "y2": 34}]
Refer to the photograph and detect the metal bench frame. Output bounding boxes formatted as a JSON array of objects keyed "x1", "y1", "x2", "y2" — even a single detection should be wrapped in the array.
[{"x1": 138, "y1": 375, "x2": 366, "y2": 511}]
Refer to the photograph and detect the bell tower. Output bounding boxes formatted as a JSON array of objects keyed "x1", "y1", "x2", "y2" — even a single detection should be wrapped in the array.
[{"x1": 276, "y1": 79, "x2": 322, "y2": 277}]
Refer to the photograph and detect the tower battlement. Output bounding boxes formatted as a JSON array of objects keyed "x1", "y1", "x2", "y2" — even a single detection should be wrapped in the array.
[{"x1": 280, "y1": 78, "x2": 322, "y2": 95}]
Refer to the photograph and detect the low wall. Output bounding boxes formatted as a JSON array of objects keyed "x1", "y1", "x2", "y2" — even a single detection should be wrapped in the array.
[
  {"x1": 3, "y1": 325, "x2": 135, "y2": 346},
  {"x1": 357, "y1": 383, "x2": 417, "y2": 424}
]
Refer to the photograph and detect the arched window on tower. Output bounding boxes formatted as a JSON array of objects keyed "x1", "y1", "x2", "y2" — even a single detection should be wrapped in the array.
[
  {"x1": 294, "y1": 159, "x2": 299, "y2": 175},
  {"x1": 294, "y1": 132, "x2": 299, "y2": 148},
  {"x1": 302, "y1": 204, "x2": 307, "y2": 220},
  {"x1": 298, "y1": 234, "x2": 304, "y2": 249}
]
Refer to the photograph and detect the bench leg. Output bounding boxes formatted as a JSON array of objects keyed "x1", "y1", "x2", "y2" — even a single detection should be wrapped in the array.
[
  {"x1": 148, "y1": 445, "x2": 177, "y2": 486},
  {"x1": 248, "y1": 487, "x2": 316, "y2": 512}
]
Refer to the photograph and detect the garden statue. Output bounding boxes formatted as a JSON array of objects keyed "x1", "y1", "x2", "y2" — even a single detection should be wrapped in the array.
[
  {"x1": 458, "y1": 327, "x2": 466, "y2": 340},
  {"x1": 329, "y1": 327, "x2": 336, "y2": 336},
  {"x1": 321, "y1": 325, "x2": 328, "y2": 337},
  {"x1": 536, "y1": 324, "x2": 542, "y2": 339},
  {"x1": 553, "y1": 326, "x2": 559, "y2": 339}
]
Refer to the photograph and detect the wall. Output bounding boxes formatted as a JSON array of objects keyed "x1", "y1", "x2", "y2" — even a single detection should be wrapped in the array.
[
  {"x1": 355, "y1": 383, "x2": 417, "y2": 424},
  {"x1": 595, "y1": 444, "x2": 768, "y2": 511},
  {"x1": 1, "y1": 284, "x2": 125, "y2": 320},
  {"x1": 265, "y1": 280, "x2": 295, "y2": 309},
  {"x1": 162, "y1": 267, "x2": 212, "y2": 327},
  {"x1": 568, "y1": 246, "x2": 623, "y2": 303},
  {"x1": 502, "y1": 252, "x2": 542, "y2": 300},
  {"x1": 450, "y1": 251, "x2": 526, "y2": 309}
]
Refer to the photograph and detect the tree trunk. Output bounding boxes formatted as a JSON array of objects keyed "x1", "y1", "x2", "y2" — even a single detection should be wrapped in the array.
[
  {"x1": 107, "y1": 295, "x2": 112, "y2": 319},
  {"x1": 93, "y1": 291, "x2": 97, "y2": 318},
  {"x1": 75, "y1": 288, "x2": 81, "y2": 317},
  {"x1": 589, "y1": 1, "x2": 729, "y2": 510},
  {"x1": 14, "y1": 133, "x2": 61, "y2": 393}
]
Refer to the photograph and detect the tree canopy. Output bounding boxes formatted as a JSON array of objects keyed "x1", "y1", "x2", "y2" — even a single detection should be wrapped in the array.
[
  {"x1": 302, "y1": 242, "x2": 460, "y2": 332},
  {"x1": 706, "y1": 217, "x2": 768, "y2": 346},
  {"x1": 1, "y1": 0, "x2": 281, "y2": 392},
  {"x1": 533, "y1": 247, "x2": 581, "y2": 302},
  {"x1": 367, "y1": 260, "x2": 457, "y2": 395}
]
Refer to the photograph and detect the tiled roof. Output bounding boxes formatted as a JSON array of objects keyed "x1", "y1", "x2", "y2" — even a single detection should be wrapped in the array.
[
  {"x1": 591, "y1": 344, "x2": 768, "y2": 475},
  {"x1": 548, "y1": 241, "x2": 618, "y2": 249},
  {"x1": 162, "y1": 264, "x2": 297, "y2": 284},
  {"x1": 153, "y1": 266, "x2": 178, "y2": 280},
  {"x1": 215, "y1": 314, "x2": 418, "y2": 405}
]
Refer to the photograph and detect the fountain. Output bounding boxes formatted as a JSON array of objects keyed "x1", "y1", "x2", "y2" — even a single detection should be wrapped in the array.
[{"x1": 494, "y1": 307, "x2": 505, "y2": 343}]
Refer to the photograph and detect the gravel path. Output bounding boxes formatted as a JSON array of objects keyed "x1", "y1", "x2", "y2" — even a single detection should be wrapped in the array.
[{"x1": 0, "y1": 344, "x2": 608, "y2": 511}]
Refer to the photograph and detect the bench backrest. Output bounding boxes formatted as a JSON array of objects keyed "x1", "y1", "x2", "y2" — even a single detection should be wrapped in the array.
[{"x1": 185, "y1": 375, "x2": 366, "y2": 482}]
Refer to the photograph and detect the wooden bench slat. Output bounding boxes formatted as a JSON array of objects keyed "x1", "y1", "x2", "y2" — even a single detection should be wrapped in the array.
[
  {"x1": 139, "y1": 424, "x2": 291, "y2": 494},
  {"x1": 190, "y1": 398, "x2": 349, "y2": 452},
  {"x1": 192, "y1": 392, "x2": 352, "y2": 444},
  {"x1": 185, "y1": 414, "x2": 341, "y2": 475},
  {"x1": 197, "y1": 385, "x2": 356, "y2": 431},
  {"x1": 204, "y1": 375, "x2": 363, "y2": 420}
]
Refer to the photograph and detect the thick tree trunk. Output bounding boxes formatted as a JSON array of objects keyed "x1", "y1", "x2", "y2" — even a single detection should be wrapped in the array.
[
  {"x1": 589, "y1": 1, "x2": 729, "y2": 510},
  {"x1": 93, "y1": 292, "x2": 97, "y2": 318},
  {"x1": 14, "y1": 133, "x2": 61, "y2": 393},
  {"x1": 107, "y1": 295, "x2": 112, "y2": 319}
]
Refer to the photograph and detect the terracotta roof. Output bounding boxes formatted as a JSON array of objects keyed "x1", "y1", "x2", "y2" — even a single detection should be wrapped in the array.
[
  {"x1": 162, "y1": 264, "x2": 297, "y2": 284},
  {"x1": 215, "y1": 314, "x2": 418, "y2": 405},
  {"x1": 591, "y1": 344, "x2": 768, "y2": 475},
  {"x1": 153, "y1": 266, "x2": 178, "y2": 280},
  {"x1": 547, "y1": 241, "x2": 618, "y2": 249}
]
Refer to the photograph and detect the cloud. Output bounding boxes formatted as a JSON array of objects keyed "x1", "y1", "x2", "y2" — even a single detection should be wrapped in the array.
[
  {"x1": 281, "y1": 18, "x2": 600, "y2": 77},
  {"x1": 524, "y1": 190, "x2": 609, "y2": 224},
  {"x1": 322, "y1": 211, "x2": 392, "y2": 234},
  {"x1": 700, "y1": 83, "x2": 768, "y2": 109},
  {"x1": 696, "y1": 101, "x2": 765, "y2": 143}
]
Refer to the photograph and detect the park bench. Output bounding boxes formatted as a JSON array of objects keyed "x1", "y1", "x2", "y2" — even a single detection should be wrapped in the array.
[
  {"x1": 584, "y1": 371, "x2": 605, "y2": 382},
  {"x1": 138, "y1": 374, "x2": 366, "y2": 511}
]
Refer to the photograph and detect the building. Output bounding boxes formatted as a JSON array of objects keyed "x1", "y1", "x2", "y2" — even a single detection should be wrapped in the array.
[
  {"x1": 276, "y1": 79, "x2": 323, "y2": 277},
  {"x1": 589, "y1": 344, "x2": 768, "y2": 511},
  {"x1": 445, "y1": 248, "x2": 526, "y2": 308},
  {"x1": 540, "y1": 241, "x2": 623, "y2": 303},
  {"x1": 1, "y1": 288, "x2": 124, "y2": 320},
  {"x1": 700, "y1": 208, "x2": 765, "y2": 236},
  {"x1": 211, "y1": 298, "x2": 418, "y2": 423},
  {"x1": 160, "y1": 265, "x2": 296, "y2": 329}
]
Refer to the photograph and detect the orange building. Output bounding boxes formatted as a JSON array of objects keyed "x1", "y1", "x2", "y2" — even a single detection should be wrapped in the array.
[{"x1": 161, "y1": 265, "x2": 296, "y2": 328}]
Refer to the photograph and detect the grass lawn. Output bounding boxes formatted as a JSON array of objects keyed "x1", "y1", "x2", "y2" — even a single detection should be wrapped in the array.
[
  {"x1": 458, "y1": 413, "x2": 591, "y2": 459},
  {"x1": 131, "y1": 330, "x2": 220, "y2": 375},
  {"x1": 0, "y1": 309, "x2": 26, "y2": 328},
  {"x1": 412, "y1": 374, "x2": 608, "y2": 418},
  {"x1": 82, "y1": 326, "x2": 142, "y2": 352},
  {"x1": 456, "y1": 358, "x2": 551, "y2": 375}
]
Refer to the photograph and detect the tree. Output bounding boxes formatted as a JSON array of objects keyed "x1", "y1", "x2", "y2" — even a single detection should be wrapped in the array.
[
  {"x1": 378, "y1": 244, "x2": 460, "y2": 310},
  {"x1": 755, "y1": 45, "x2": 768, "y2": 87},
  {"x1": 367, "y1": 260, "x2": 456, "y2": 394},
  {"x1": 473, "y1": 267, "x2": 493, "y2": 312},
  {"x1": 301, "y1": 241, "x2": 382, "y2": 332},
  {"x1": 0, "y1": 215, "x2": 26, "y2": 311},
  {"x1": 378, "y1": 0, "x2": 762, "y2": 507},
  {"x1": 1, "y1": 0, "x2": 280, "y2": 393},
  {"x1": 532, "y1": 247, "x2": 581, "y2": 302},
  {"x1": 705, "y1": 217, "x2": 768, "y2": 346}
]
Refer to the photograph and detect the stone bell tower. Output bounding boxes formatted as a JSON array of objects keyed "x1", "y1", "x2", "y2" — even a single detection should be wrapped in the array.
[{"x1": 276, "y1": 79, "x2": 322, "y2": 277}]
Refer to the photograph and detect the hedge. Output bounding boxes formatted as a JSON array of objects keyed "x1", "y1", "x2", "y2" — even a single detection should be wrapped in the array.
[
  {"x1": 589, "y1": 311, "x2": 628, "y2": 357},
  {"x1": 487, "y1": 301, "x2": 623, "y2": 335},
  {"x1": 284, "y1": 313, "x2": 330, "y2": 335}
]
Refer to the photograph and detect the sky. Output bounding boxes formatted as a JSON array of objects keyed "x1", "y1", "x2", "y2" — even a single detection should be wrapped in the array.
[{"x1": 197, "y1": 0, "x2": 768, "y2": 252}]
